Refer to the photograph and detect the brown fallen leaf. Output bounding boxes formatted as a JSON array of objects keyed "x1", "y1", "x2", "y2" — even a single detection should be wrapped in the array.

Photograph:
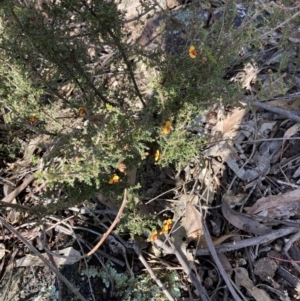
[
  {"x1": 235, "y1": 267, "x2": 272, "y2": 301},
  {"x1": 245, "y1": 188, "x2": 300, "y2": 219},
  {"x1": 184, "y1": 202, "x2": 244, "y2": 248},
  {"x1": 222, "y1": 108, "x2": 249, "y2": 134},
  {"x1": 222, "y1": 200, "x2": 272, "y2": 235},
  {"x1": 185, "y1": 203, "x2": 203, "y2": 239}
]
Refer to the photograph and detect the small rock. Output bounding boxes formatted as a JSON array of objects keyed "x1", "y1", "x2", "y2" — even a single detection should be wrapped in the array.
[{"x1": 254, "y1": 257, "x2": 278, "y2": 279}]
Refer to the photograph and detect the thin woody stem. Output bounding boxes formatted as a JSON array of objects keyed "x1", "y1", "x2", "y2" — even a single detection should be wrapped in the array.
[{"x1": 87, "y1": 189, "x2": 128, "y2": 257}]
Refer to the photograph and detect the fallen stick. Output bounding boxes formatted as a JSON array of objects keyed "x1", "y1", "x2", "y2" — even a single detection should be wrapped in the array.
[
  {"x1": 244, "y1": 99, "x2": 300, "y2": 123},
  {"x1": 202, "y1": 219, "x2": 243, "y2": 301},
  {"x1": 155, "y1": 239, "x2": 211, "y2": 301},
  {"x1": 1, "y1": 173, "x2": 35, "y2": 204},
  {"x1": 192, "y1": 226, "x2": 299, "y2": 256},
  {"x1": 86, "y1": 189, "x2": 128, "y2": 257},
  {"x1": 131, "y1": 244, "x2": 175, "y2": 301}
]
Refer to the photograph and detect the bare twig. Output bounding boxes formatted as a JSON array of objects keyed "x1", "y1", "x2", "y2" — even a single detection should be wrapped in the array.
[
  {"x1": 87, "y1": 189, "x2": 128, "y2": 257},
  {"x1": 193, "y1": 226, "x2": 299, "y2": 256},
  {"x1": 245, "y1": 137, "x2": 300, "y2": 143},
  {"x1": 0, "y1": 176, "x2": 16, "y2": 187},
  {"x1": 145, "y1": 187, "x2": 181, "y2": 204},
  {"x1": 0, "y1": 216, "x2": 87, "y2": 301},
  {"x1": 245, "y1": 98, "x2": 300, "y2": 123},
  {"x1": 97, "y1": 222, "x2": 133, "y2": 276},
  {"x1": 277, "y1": 266, "x2": 300, "y2": 289},
  {"x1": 202, "y1": 219, "x2": 243, "y2": 301},
  {"x1": 0, "y1": 174, "x2": 35, "y2": 204},
  {"x1": 270, "y1": 2, "x2": 300, "y2": 11},
  {"x1": 155, "y1": 239, "x2": 211, "y2": 301},
  {"x1": 268, "y1": 254, "x2": 300, "y2": 264},
  {"x1": 131, "y1": 243, "x2": 175, "y2": 301},
  {"x1": 260, "y1": 10, "x2": 300, "y2": 39}
]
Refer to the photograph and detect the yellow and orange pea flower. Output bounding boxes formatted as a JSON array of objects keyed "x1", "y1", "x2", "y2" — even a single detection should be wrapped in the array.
[
  {"x1": 108, "y1": 174, "x2": 120, "y2": 184},
  {"x1": 162, "y1": 121, "x2": 172, "y2": 135},
  {"x1": 160, "y1": 219, "x2": 173, "y2": 234},
  {"x1": 189, "y1": 45, "x2": 197, "y2": 59},
  {"x1": 78, "y1": 106, "x2": 86, "y2": 117},
  {"x1": 154, "y1": 150, "x2": 160, "y2": 162},
  {"x1": 27, "y1": 115, "x2": 38, "y2": 124},
  {"x1": 148, "y1": 219, "x2": 173, "y2": 242}
]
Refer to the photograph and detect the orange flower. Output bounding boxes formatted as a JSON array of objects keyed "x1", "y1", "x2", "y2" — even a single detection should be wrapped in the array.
[
  {"x1": 162, "y1": 121, "x2": 172, "y2": 135},
  {"x1": 154, "y1": 150, "x2": 160, "y2": 162},
  {"x1": 189, "y1": 45, "x2": 197, "y2": 59},
  {"x1": 28, "y1": 115, "x2": 38, "y2": 124},
  {"x1": 160, "y1": 219, "x2": 173, "y2": 234},
  {"x1": 149, "y1": 230, "x2": 158, "y2": 242},
  {"x1": 78, "y1": 106, "x2": 86, "y2": 117},
  {"x1": 108, "y1": 174, "x2": 119, "y2": 184}
]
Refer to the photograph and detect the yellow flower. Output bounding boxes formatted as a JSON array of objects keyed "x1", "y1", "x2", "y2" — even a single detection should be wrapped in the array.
[
  {"x1": 160, "y1": 219, "x2": 173, "y2": 234},
  {"x1": 28, "y1": 115, "x2": 38, "y2": 124},
  {"x1": 189, "y1": 45, "x2": 197, "y2": 59},
  {"x1": 154, "y1": 150, "x2": 160, "y2": 162},
  {"x1": 162, "y1": 121, "x2": 172, "y2": 135},
  {"x1": 78, "y1": 106, "x2": 86, "y2": 117},
  {"x1": 108, "y1": 174, "x2": 119, "y2": 184}
]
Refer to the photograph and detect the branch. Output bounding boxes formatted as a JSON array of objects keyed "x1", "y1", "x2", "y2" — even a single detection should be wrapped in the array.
[
  {"x1": 202, "y1": 219, "x2": 243, "y2": 301},
  {"x1": 155, "y1": 239, "x2": 211, "y2": 301},
  {"x1": 193, "y1": 226, "x2": 299, "y2": 256},
  {"x1": 0, "y1": 174, "x2": 35, "y2": 203},
  {"x1": 87, "y1": 189, "x2": 128, "y2": 257},
  {"x1": 251, "y1": 100, "x2": 300, "y2": 123},
  {"x1": 131, "y1": 243, "x2": 175, "y2": 301}
]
